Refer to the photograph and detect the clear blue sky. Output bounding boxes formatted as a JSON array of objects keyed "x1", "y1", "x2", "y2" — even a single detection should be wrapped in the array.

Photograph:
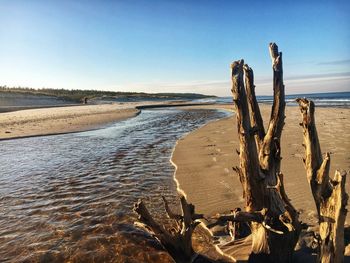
[{"x1": 0, "y1": 0, "x2": 349, "y2": 96}]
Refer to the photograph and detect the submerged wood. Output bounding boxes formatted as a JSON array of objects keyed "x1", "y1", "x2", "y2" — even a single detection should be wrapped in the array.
[
  {"x1": 133, "y1": 196, "x2": 209, "y2": 263},
  {"x1": 228, "y1": 43, "x2": 301, "y2": 262},
  {"x1": 297, "y1": 98, "x2": 348, "y2": 263}
]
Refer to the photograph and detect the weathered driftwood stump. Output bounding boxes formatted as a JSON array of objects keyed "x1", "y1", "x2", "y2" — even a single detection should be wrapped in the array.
[
  {"x1": 133, "y1": 43, "x2": 348, "y2": 263},
  {"x1": 133, "y1": 196, "x2": 205, "y2": 263},
  {"x1": 225, "y1": 43, "x2": 301, "y2": 262},
  {"x1": 297, "y1": 98, "x2": 348, "y2": 263}
]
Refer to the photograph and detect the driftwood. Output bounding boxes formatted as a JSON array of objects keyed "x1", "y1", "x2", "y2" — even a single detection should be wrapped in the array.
[
  {"x1": 228, "y1": 43, "x2": 301, "y2": 262},
  {"x1": 297, "y1": 98, "x2": 348, "y2": 263},
  {"x1": 133, "y1": 196, "x2": 205, "y2": 263},
  {"x1": 133, "y1": 43, "x2": 348, "y2": 263}
]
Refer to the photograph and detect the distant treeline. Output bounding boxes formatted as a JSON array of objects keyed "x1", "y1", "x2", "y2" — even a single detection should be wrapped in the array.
[{"x1": 0, "y1": 86, "x2": 215, "y2": 102}]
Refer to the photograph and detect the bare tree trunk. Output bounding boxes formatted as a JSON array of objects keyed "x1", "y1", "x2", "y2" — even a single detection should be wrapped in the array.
[
  {"x1": 133, "y1": 196, "x2": 205, "y2": 263},
  {"x1": 133, "y1": 43, "x2": 348, "y2": 262},
  {"x1": 297, "y1": 98, "x2": 348, "y2": 263},
  {"x1": 229, "y1": 43, "x2": 301, "y2": 262}
]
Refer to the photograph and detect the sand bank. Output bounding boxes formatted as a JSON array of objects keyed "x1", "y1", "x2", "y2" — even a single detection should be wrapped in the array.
[
  {"x1": 0, "y1": 104, "x2": 140, "y2": 140},
  {"x1": 172, "y1": 104, "x2": 350, "y2": 259},
  {"x1": 0, "y1": 101, "x2": 218, "y2": 140}
]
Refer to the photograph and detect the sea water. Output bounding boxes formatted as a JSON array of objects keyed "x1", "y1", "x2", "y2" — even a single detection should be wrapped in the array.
[{"x1": 199, "y1": 91, "x2": 350, "y2": 108}]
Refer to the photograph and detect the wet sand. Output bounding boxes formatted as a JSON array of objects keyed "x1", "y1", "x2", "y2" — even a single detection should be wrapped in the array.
[{"x1": 172, "y1": 104, "x2": 350, "y2": 260}]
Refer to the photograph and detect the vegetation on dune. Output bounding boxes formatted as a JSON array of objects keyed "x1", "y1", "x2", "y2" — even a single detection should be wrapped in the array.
[{"x1": 0, "y1": 86, "x2": 215, "y2": 103}]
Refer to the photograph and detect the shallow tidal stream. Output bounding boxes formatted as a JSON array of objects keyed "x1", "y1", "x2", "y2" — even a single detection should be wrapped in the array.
[{"x1": 0, "y1": 108, "x2": 229, "y2": 262}]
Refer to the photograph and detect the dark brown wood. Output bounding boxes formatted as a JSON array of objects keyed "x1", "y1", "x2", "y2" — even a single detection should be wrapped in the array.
[
  {"x1": 297, "y1": 98, "x2": 348, "y2": 263},
  {"x1": 212, "y1": 208, "x2": 266, "y2": 223},
  {"x1": 229, "y1": 43, "x2": 301, "y2": 262},
  {"x1": 133, "y1": 196, "x2": 204, "y2": 263}
]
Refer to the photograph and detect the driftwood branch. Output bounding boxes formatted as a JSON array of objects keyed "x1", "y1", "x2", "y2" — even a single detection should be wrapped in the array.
[
  {"x1": 162, "y1": 196, "x2": 183, "y2": 221},
  {"x1": 231, "y1": 60, "x2": 264, "y2": 211},
  {"x1": 243, "y1": 64, "x2": 265, "y2": 146},
  {"x1": 212, "y1": 208, "x2": 266, "y2": 223},
  {"x1": 297, "y1": 98, "x2": 348, "y2": 263},
  {"x1": 134, "y1": 196, "x2": 204, "y2": 263},
  {"x1": 259, "y1": 43, "x2": 285, "y2": 171},
  {"x1": 230, "y1": 43, "x2": 301, "y2": 262}
]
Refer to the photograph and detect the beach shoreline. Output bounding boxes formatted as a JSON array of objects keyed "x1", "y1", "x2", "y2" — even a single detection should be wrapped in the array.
[
  {"x1": 0, "y1": 104, "x2": 142, "y2": 140},
  {"x1": 171, "y1": 103, "x2": 350, "y2": 260},
  {"x1": 172, "y1": 104, "x2": 350, "y2": 219},
  {"x1": 1, "y1": 100, "x2": 349, "y2": 260},
  {"x1": 0, "y1": 101, "x2": 220, "y2": 140}
]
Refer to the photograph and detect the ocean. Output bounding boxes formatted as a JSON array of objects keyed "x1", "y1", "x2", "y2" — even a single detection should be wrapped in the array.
[{"x1": 198, "y1": 91, "x2": 350, "y2": 108}]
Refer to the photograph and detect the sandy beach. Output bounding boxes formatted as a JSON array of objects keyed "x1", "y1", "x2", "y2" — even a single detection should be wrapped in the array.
[
  {"x1": 3, "y1": 103, "x2": 348, "y2": 217},
  {"x1": 1, "y1": 100, "x2": 349, "y2": 261},
  {"x1": 172, "y1": 104, "x2": 350, "y2": 260},
  {"x1": 0, "y1": 101, "x2": 218, "y2": 140},
  {"x1": 0, "y1": 104, "x2": 140, "y2": 140}
]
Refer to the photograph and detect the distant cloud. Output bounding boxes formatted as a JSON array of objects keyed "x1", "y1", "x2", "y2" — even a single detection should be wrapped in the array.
[
  {"x1": 256, "y1": 72, "x2": 350, "y2": 95},
  {"x1": 285, "y1": 72, "x2": 350, "y2": 80},
  {"x1": 317, "y1": 59, "x2": 350, "y2": 65},
  {"x1": 106, "y1": 71, "x2": 350, "y2": 97},
  {"x1": 107, "y1": 80, "x2": 229, "y2": 96}
]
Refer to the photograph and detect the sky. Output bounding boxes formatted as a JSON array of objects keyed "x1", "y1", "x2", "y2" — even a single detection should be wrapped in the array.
[{"x1": 0, "y1": 0, "x2": 349, "y2": 96}]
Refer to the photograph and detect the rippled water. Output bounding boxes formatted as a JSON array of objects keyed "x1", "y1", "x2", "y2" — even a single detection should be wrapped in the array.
[{"x1": 0, "y1": 108, "x2": 229, "y2": 262}]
